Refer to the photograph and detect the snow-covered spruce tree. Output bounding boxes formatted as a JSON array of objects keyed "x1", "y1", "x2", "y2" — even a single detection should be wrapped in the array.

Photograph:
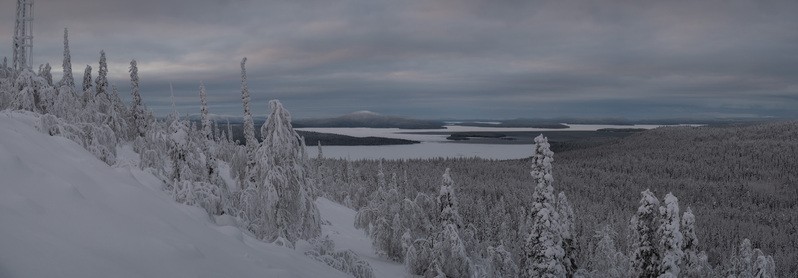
[
  {"x1": 93, "y1": 52, "x2": 109, "y2": 110},
  {"x1": 432, "y1": 168, "x2": 473, "y2": 278},
  {"x1": 753, "y1": 248, "x2": 776, "y2": 278},
  {"x1": 522, "y1": 134, "x2": 566, "y2": 278},
  {"x1": 680, "y1": 207, "x2": 710, "y2": 276},
  {"x1": 727, "y1": 238, "x2": 775, "y2": 278},
  {"x1": 12, "y1": 69, "x2": 41, "y2": 112},
  {"x1": 729, "y1": 239, "x2": 754, "y2": 277},
  {"x1": 59, "y1": 28, "x2": 74, "y2": 88},
  {"x1": 81, "y1": 65, "x2": 93, "y2": 106},
  {"x1": 557, "y1": 191, "x2": 577, "y2": 276},
  {"x1": 197, "y1": 82, "x2": 216, "y2": 171},
  {"x1": 657, "y1": 193, "x2": 683, "y2": 277},
  {"x1": 248, "y1": 100, "x2": 321, "y2": 245},
  {"x1": 400, "y1": 198, "x2": 433, "y2": 244},
  {"x1": 405, "y1": 238, "x2": 434, "y2": 275},
  {"x1": 0, "y1": 57, "x2": 8, "y2": 78},
  {"x1": 129, "y1": 59, "x2": 149, "y2": 138},
  {"x1": 588, "y1": 225, "x2": 629, "y2": 277},
  {"x1": 438, "y1": 168, "x2": 463, "y2": 229},
  {"x1": 52, "y1": 29, "x2": 79, "y2": 121},
  {"x1": 40, "y1": 63, "x2": 53, "y2": 87},
  {"x1": 199, "y1": 82, "x2": 212, "y2": 141},
  {"x1": 354, "y1": 162, "x2": 391, "y2": 234},
  {"x1": 485, "y1": 245, "x2": 520, "y2": 278},
  {"x1": 630, "y1": 189, "x2": 661, "y2": 277},
  {"x1": 240, "y1": 58, "x2": 257, "y2": 154},
  {"x1": 108, "y1": 85, "x2": 130, "y2": 140},
  {"x1": 164, "y1": 99, "x2": 222, "y2": 216}
]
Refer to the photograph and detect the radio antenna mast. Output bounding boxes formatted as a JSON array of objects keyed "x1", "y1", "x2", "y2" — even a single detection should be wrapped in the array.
[{"x1": 13, "y1": 0, "x2": 34, "y2": 74}]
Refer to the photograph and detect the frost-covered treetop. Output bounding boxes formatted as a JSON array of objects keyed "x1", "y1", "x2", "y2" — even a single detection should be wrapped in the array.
[
  {"x1": 438, "y1": 168, "x2": 463, "y2": 228},
  {"x1": 199, "y1": 82, "x2": 211, "y2": 140},
  {"x1": 261, "y1": 100, "x2": 303, "y2": 160},
  {"x1": 531, "y1": 134, "x2": 554, "y2": 183},
  {"x1": 60, "y1": 28, "x2": 74, "y2": 88},
  {"x1": 681, "y1": 207, "x2": 697, "y2": 249},
  {"x1": 637, "y1": 189, "x2": 660, "y2": 216},
  {"x1": 95, "y1": 50, "x2": 108, "y2": 97},
  {"x1": 531, "y1": 134, "x2": 556, "y2": 208},
  {"x1": 658, "y1": 192, "x2": 684, "y2": 277}
]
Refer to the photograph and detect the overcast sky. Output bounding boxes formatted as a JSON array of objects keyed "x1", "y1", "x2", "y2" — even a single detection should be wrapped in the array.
[{"x1": 2, "y1": 0, "x2": 797, "y2": 119}]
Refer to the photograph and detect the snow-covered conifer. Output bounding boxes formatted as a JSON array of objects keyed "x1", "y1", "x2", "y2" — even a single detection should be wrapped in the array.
[
  {"x1": 530, "y1": 134, "x2": 556, "y2": 213},
  {"x1": 680, "y1": 207, "x2": 709, "y2": 277},
  {"x1": 59, "y1": 28, "x2": 74, "y2": 88},
  {"x1": 658, "y1": 193, "x2": 683, "y2": 277},
  {"x1": 557, "y1": 192, "x2": 576, "y2": 276},
  {"x1": 129, "y1": 60, "x2": 148, "y2": 137},
  {"x1": 438, "y1": 168, "x2": 463, "y2": 228},
  {"x1": 81, "y1": 65, "x2": 92, "y2": 104},
  {"x1": 630, "y1": 189, "x2": 661, "y2": 277},
  {"x1": 434, "y1": 223, "x2": 473, "y2": 278},
  {"x1": 432, "y1": 168, "x2": 473, "y2": 277},
  {"x1": 95, "y1": 51, "x2": 109, "y2": 99},
  {"x1": 753, "y1": 249, "x2": 776, "y2": 278},
  {"x1": 406, "y1": 239, "x2": 433, "y2": 275},
  {"x1": 199, "y1": 82, "x2": 211, "y2": 141},
  {"x1": 486, "y1": 245, "x2": 519, "y2": 278},
  {"x1": 729, "y1": 239, "x2": 754, "y2": 277},
  {"x1": 588, "y1": 226, "x2": 628, "y2": 277},
  {"x1": 317, "y1": 141, "x2": 323, "y2": 160},
  {"x1": 1, "y1": 57, "x2": 7, "y2": 78},
  {"x1": 12, "y1": 70, "x2": 40, "y2": 112},
  {"x1": 522, "y1": 134, "x2": 566, "y2": 277},
  {"x1": 41, "y1": 63, "x2": 53, "y2": 86},
  {"x1": 240, "y1": 58, "x2": 256, "y2": 151},
  {"x1": 252, "y1": 100, "x2": 321, "y2": 243},
  {"x1": 108, "y1": 85, "x2": 130, "y2": 139}
]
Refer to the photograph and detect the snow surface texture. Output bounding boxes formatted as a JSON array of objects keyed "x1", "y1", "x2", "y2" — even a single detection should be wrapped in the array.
[{"x1": 0, "y1": 111, "x2": 351, "y2": 278}]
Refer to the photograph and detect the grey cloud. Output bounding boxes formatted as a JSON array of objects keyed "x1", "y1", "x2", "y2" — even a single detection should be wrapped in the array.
[{"x1": 1, "y1": 0, "x2": 796, "y2": 119}]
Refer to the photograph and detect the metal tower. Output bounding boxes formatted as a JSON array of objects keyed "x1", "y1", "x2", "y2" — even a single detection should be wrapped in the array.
[{"x1": 13, "y1": 0, "x2": 34, "y2": 72}]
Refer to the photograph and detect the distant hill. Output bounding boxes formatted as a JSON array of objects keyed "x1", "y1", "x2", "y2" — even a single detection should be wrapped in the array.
[{"x1": 292, "y1": 111, "x2": 445, "y2": 129}]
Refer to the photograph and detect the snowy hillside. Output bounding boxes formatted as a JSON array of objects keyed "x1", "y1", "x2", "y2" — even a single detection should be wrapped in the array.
[{"x1": 0, "y1": 111, "x2": 358, "y2": 278}]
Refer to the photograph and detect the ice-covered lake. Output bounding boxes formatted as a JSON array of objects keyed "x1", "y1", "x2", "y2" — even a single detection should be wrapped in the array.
[
  {"x1": 299, "y1": 124, "x2": 665, "y2": 160},
  {"x1": 305, "y1": 142, "x2": 534, "y2": 160}
]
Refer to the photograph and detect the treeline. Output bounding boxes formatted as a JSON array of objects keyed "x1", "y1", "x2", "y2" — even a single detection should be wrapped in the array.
[{"x1": 314, "y1": 121, "x2": 795, "y2": 277}]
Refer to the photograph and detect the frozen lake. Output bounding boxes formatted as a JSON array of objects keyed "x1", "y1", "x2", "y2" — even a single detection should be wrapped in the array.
[
  {"x1": 299, "y1": 124, "x2": 667, "y2": 160},
  {"x1": 305, "y1": 142, "x2": 535, "y2": 160}
]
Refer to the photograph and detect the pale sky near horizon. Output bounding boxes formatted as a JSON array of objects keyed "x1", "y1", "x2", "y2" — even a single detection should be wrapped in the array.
[{"x1": 2, "y1": 0, "x2": 797, "y2": 119}]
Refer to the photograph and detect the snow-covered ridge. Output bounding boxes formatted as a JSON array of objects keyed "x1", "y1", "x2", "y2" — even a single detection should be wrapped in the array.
[{"x1": 0, "y1": 111, "x2": 351, "y2": 278}]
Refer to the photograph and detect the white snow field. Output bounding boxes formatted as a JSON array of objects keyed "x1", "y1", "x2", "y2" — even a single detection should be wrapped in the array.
[{"x1": 0, "y1": 111, "x2": 399, "y2": 278}]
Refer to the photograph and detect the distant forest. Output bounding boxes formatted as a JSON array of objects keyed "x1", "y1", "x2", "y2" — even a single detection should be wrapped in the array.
[{"x1": 315, "y1": 121, "x2": 798, "y2": 276}]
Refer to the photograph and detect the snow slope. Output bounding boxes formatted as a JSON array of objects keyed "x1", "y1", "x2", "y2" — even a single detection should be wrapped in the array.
[
  {"x1": 315, "y1": 198, "x2": 405, "y2": 278},
  {"x1": 0, "y1": 111, "x2": 349, "y2": 278}
]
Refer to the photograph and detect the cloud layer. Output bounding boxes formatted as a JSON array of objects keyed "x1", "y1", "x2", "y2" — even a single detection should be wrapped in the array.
[{"x1": 2, "y1": 0, "x2": 796, "y2": 119}]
